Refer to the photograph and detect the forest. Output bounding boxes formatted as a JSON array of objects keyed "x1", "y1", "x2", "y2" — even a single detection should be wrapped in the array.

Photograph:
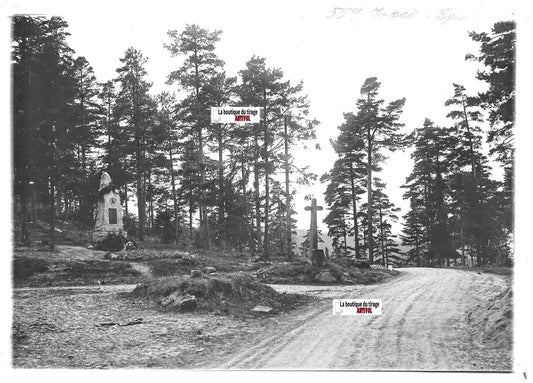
[{"x1": 12, "y1": 16, "x2": 515, "y2": 267}]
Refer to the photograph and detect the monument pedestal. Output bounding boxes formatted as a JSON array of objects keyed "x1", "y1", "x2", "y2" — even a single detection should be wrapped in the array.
[{"x1": 92, "y1": 187, "x2": 127, "y2": 242}]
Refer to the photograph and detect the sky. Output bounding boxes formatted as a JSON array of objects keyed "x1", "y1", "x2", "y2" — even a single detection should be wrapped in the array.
[{"x1": 2, "y1": 0, "x2": 520, "y2": 234}]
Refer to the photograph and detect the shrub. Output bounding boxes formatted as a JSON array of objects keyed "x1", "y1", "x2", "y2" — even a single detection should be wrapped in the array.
[{"x1": 94, "y1": 234, "x2": 127, "y2": 251}]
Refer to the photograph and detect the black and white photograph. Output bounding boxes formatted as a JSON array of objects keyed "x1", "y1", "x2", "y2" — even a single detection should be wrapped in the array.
[{"x1": 3, "y1": 0, "x2": 529, "y2": 377}]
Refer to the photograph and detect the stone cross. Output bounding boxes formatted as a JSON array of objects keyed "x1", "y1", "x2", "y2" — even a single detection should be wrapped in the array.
[{"x1": 305, "y1": 198, "x2": 323, "y2": 250}]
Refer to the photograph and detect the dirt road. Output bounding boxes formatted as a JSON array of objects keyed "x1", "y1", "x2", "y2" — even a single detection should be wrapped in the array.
[{"x1": 213, "y1": 268, "x2": 512, "y2": 371}]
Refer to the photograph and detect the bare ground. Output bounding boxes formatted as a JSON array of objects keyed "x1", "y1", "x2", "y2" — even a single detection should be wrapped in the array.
[
  {"x1": 12, "y1": 284, "x2": 279, "y2": 368},
  {"x1": 206, "y1": 268, "x2": 512, "y2": 370},
  {"x1": 12, "y1": 267, "x2": 512, "y2": 370}
]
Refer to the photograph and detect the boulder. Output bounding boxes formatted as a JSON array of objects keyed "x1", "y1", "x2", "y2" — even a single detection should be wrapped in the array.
[
  {"x1": 161, "y1": 293, "x2": 197, "y2": 311},
  {"x1": 316, "y1": 270, "x2": 336, "y2": 283},
  {"x1": 190, "y1": 269, "x2": 202, "y2": 278},
  {"x1": 125, "y1": 240, "x2": 138, "y2": 250},
  {"x1": 341, "y1": 273, "x2": 354, "y2": 284},
  {"x1": 203, "y1": 266, "x2": 217, "y2": 274},
  {"x1": 251, "y1": 305, "x2": 273, "y2": 313},
  {"x1": 104, "y1": 252, "x2": 120, "y2": 260}
]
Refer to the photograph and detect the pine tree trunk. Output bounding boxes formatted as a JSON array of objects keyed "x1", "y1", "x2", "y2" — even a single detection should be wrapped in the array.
[
  {"x1": 253, "y1": 126, "x2": 262, "y2": 252},
  {"x1": 189, "y1": 201, "x2": 194, "y2": 242},
  {"x1": 198, "y1": 128, "x2": 211, "y2": 249},
  {"x1": 349, "y1": 163, "x2": 360, "y2": 258},
  {"x1": 283, "y1": 115, "x2": 292, "y2": 260},
  {"x1": 342, "y1": 213, "x2": 347, "y2": 255},
  {"x1": 49, "y1": 175, "x2": 56, "y2": 251},
  {"x1": 217, "y1": 126, "x2": 225, "y2": 248},
  {"x1": 241, "y1": 159, "x2": 253, "y2": 254},
  {"x1": 367, "y1": 126, "x2": 374, "y2": 263},
  {"x1": 20, "y1": 186, "x2": 29, "y2": 244},
  {"x1": 169, "y1": 144, "x2": 180, "y2": 244},
  {"x1": 415, "y1": 237, "x2": 420, "y2": 267},
  {"x1": 460, "y1": 213, "x2": 466, "y2": 266},
  {"x1": 124, "y1": 184, "x2": 128, "y2": 218},
  {"x1": 135, "y1": 137, "x2": 145, "y2": 241},
  {"x1": 262, "y1": 98, "x2": 270, "y2": 259},
  {"x1": 147, "y1": 170, "x2": 154, "y2": 233},
  {"x1": 31, "y1": 183, "x2": 37, "y2": 226},
  {"x1": 379, "y1": 205, "x2": 385, "y2": 266}
]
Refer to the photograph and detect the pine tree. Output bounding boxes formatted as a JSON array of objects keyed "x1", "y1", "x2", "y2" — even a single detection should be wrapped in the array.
[
  {"x1": 322, "y1": 162, "x2": 353, "y2": 257},
  {"x1": 374, "y1": 179, "x2": 400, "y2": 267},
  {"x1": 402, "y1": 119, "x2": 454, "y2": 266},
  {"x1": 328, "y1": 77, "x2": 405, "y2": 263},
  {"x1": 13, "y1": 16, "x2": 78, "y2": 249},
  {"x1": 325, "y1": 115, "x2": 367, "y2": 258},
  {"x1": 205, "y1": 72, "x2": 237, "y2": 247},
  {"x1": 166, "y1": 24, "x2": 225, "y2": 249},
  {"x1": 467, "y1": 21, "x2": 515, "y2": 234},
  {"x1": 401, "y1": 201, "x2": 425, "y2": 266},
  {"x1": 71, "y1": 56, "x2": 103, "y2": 223},
  {"x1": 154, "y1": 92, "x2": 181, "y2": 243},
  {"x1": 114, "y1": 47, "x2": 155, "y2": 241},
  {"x1": 466, "y1": 21, "x2": 515, "y2": 167}
]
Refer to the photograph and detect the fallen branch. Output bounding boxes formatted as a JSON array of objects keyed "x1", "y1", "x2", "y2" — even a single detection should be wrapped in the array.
[{"x1": 97, "y1": 318, "x2": 147, "y2": 327}]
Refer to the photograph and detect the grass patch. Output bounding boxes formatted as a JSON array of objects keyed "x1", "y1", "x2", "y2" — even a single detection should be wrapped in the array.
[
  {"x1": 115, "y1": 248, "x2": 194, "y2": 261},
  {"x1": 62, "y1": 260, "x2": 142, "y2": 280},
  {"x1": 253, "y1": 261, "x2": 398, "y2": 285},
  {"x1": 130, "y1": 272, "x2": 312, "y2": 316},
  {"x1": 478, "y1": 266, "x2": 513, "y2": 276},
  {"x1": 13, "y1": 257, "x2": 49, "y2": 280},
  {"x1": 13, "y1": 257, "x2": 143, "y2": 287},
  {"x1": 149, "y1": 258, "x2": 198, "y2": 277}
]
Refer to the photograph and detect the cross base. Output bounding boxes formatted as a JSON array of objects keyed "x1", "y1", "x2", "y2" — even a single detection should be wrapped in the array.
[{"x1": 311, "y1": 249, "x2": 327, "y2": 267}]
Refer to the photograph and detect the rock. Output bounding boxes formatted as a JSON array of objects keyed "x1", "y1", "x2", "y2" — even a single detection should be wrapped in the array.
[
  {"x1": 251, "y1": 305, "x2": 273, "y2": 313},
  {"x1": 175, "y1": 250, "x2": 193, "y2": 258},
  {"x1": 161, "y1": 293, "x2": 197, "y2": 311},
  {"x1": 104, "y1": 252, "x2": 119, "y2": 260},
  {"x1": 190, "y1": 269, "x2": 202, "y2": 278},
  {"x1": 203, "y1": 266, "x2": 217, "y2": 274},
  {"x1": 341, "y1": 274, "x2": 354, "y2": 284},
  {"x1": 316, "y1": 270, "x2": 336, "y2": 283},
  {"x1": 353, "y1": 259, "x2": 371, "y2": 269},
  {"x1": 178, "y1": 295, "x2": 198, "y2": 311}
]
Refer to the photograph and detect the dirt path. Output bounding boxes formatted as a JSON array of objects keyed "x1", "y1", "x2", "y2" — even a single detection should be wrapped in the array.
[{"x1": 211, "y1": 268, "x2": 512, "y2": 371}]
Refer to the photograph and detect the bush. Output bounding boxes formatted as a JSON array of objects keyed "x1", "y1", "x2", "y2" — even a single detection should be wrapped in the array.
[{"x1": 94, "y1": 234, "x2": 127, "y2": 251}]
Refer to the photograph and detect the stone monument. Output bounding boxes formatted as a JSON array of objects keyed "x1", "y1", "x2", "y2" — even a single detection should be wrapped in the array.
[
  {"x1": 305, "y1": 198, "x2": 326, "y2": 267},
  {"x1": 92, "y1": 171, "x2": 127, "y2": 242}
]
